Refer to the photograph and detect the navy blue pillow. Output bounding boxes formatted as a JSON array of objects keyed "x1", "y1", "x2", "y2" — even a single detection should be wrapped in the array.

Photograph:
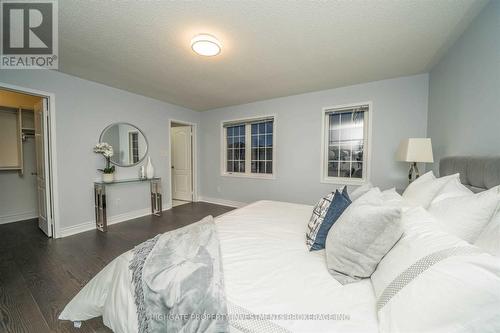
[
  {"x1": 310, "y1": 187, "x2": 351, "y2": 251},
  {"x1": 340, "y1": 185, "x2": 349, "y2": 199}
]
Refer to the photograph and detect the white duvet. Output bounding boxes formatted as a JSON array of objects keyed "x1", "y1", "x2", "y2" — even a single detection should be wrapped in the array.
[{"x1": 60, "y1": 200, "x2": 379, "y2": 333}]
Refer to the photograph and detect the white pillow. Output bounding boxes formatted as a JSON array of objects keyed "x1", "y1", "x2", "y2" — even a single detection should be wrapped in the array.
[
  {"x1": 432, "y1": 176, "x2": 473, "y2": 203},
  {"x1": 428, "y1": 186, "x2": 500, "y2": 242},
  {"x1": 402, "y1": 172, "x2": 458, "y2": 208},
  {"x1": 372, "y1": 207, "x2": 500, "y2": 333},
  {"x1": 372, "y1": 207, "x2": 458, "y2": 295},
  {"x1": 475, "y1": 209, "x2": 500, "y2": 256},
  {"x1": 381, "y1": 188, "x2": 414, "y2": 211},
  {"x1": 349, "y1": 182, "x2": 373, "y2": 201},
  {"x1": 326, "y1": 188, "x2": 403, "y2": 284},
  {"x1": 352, "y1": 186, "x2": 382, "y2": 205},
  {"x1": 381, "y1": 188, "x2": 400, "y2": 202}
]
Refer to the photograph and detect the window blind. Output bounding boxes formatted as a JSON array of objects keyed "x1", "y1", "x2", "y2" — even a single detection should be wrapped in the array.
[
  {"x1": 325, "y1": 105, "x2": 369, "y2": 115},
  {"x1": 223, "y1": 116, "x2": 274, "y2": 128}
]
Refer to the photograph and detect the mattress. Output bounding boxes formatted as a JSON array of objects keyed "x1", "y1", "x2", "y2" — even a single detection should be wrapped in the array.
[{"x1": 60, "y1": 200, "x2": 379, "y2": 333}]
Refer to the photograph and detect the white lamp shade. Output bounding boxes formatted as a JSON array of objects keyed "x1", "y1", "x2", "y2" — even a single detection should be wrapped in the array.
[{"x1": 397, "y1": 138, "x2": 434, "y2": 163}]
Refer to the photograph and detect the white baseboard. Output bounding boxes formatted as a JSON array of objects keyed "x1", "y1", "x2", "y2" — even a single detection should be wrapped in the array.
[
  {"x1": 59, "y1": 220, "x2": 96, "y2": 238},
  {"x1": 59, "y1": 204, "x2": 173, "y2": 238},
  {"x1": 0, "y1": 211, "x2": 38, "y2": 225},
  {"x1": 198, "y1": 196, "x2": 247, "y2": 208}
]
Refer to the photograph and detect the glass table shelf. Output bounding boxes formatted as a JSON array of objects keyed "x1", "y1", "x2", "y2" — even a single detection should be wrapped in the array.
[
  {"x1": 94, "y1": 177, "x2": 161, "y2": 185},
  {"x1": 93, "y1": 177, "x2": 162, "y2": 232}
]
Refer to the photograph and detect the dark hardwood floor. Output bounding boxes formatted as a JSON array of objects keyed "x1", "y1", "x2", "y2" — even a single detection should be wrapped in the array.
[{"x1": 0, "y1": 202, "x2": 234, "y2": 333}]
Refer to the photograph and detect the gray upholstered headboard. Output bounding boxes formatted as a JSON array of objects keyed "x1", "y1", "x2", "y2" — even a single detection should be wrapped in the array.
[{"x1": 440, "y1": 156, "x2": 500, "y2": 192}]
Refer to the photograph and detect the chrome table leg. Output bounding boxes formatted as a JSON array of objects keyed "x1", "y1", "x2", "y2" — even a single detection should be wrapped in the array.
[
  {"x1": 150, "y1": 179, "x2": 162, "y2": 216},
  {"x1": 94, "y1": 183, "x2": 107, "y2": 232}
]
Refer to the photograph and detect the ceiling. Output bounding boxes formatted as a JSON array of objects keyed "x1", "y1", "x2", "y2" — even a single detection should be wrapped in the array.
[{"x1": 58, "y1": 0, "x2": 487, "y2": 111}]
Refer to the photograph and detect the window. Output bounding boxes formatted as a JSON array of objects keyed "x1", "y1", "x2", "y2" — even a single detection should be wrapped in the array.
[
  {"x1": 226, "y1": 124, "x2": 246, "y2": 173},
  {"x1": 322, "y1": 103, "x2": 370, "y2": 184},
  {"x1": 223, "y1": 117, "x2": 275, "y2": 178},
  {"x1": 129, "y1": 131, "x2": 139, "y2": 164},
  {"x1": 251, "y1": 121, "x2": 273, "y2": 174}
]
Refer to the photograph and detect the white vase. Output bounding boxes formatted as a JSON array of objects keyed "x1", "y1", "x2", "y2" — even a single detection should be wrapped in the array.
[
  {"x1": 146, "y1": 156, "x2": 154, "y2": 179},
  {"x1": 138, "y1": 165, "x2": 146, "y2": 179},
  {"x1": 102, "y1": 173, "x2": 114, "y2": 183}
]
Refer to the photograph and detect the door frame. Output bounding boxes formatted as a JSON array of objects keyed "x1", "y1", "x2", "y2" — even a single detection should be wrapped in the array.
[
  {"x1": 0, "y1": 81, "x2": 60, "y2": 238},
  {"x1": 168, "y1": 119, "x2": 198, "y2": 206}
]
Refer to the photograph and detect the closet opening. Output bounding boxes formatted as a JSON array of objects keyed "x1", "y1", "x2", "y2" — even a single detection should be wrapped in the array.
[{"x1": 0, "y1": 85, "x2": 57, "y2": 237}]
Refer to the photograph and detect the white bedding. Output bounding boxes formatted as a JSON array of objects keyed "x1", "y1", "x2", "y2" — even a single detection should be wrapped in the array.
[{"x1": 60, "y1": 200, "x2": 378, "y2": 333}]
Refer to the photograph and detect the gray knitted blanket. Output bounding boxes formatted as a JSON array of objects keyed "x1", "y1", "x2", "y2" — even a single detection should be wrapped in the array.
[{"x1": 129, "y1": 216, "x2": 228, "y2": 333}]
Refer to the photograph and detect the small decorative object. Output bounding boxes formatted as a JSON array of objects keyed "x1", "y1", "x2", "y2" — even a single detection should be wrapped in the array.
[
  {"x1": 102, "y1": 173, "x2": 114, "y2": 183},
  {"x1": 94, "y1": 142, "x2": 115, "y2": 183},
  {"x1": 396, "y1": 138, "x2": 434, "y2": 183},
  {"x1": 146, "y1": 156, "x2": 154, "y2": 179},
  {"x1": 139, "y1": 165, "x2": 146, "y2": 180}
]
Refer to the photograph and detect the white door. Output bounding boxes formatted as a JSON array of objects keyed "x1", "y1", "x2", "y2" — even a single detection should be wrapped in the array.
[
  {"x1": 34, "y1": 99, "x2": 51, "y2": 236},
  {"x1": 171, "y1": 126, "x2": 193, "y2": 201}
]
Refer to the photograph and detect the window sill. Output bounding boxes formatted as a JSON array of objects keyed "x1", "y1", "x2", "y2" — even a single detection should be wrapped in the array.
[
  {"x1": 222, "y1": 172, "x2": 276, "y2": 180},
  {"x1": 320, "y1": 177, "x2": 367, "y2": 186}
]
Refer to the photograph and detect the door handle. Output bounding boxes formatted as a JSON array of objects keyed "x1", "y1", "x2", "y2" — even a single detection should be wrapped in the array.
[
  {"x1": 31, "y1": 172, "x2": 38, "y2": 175},
  {"x1": 171, "y1": 166, "x2": 174, "y2": 169}
]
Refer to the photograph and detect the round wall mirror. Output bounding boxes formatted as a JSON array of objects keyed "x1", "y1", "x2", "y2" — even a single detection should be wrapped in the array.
[{"x1": 99, "y1": 123, "x2": 148, "y2": 167}]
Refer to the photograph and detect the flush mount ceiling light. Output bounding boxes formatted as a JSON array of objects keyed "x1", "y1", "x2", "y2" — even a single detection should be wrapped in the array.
[{"x1": 191, "y1": 34, "x2": 221, "y2": 56}]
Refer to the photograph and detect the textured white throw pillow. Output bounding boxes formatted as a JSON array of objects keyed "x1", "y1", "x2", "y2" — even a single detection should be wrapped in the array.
[
  {"x1": 428, "y1": 186, "x2": 500, "y2": 242},
  {"x1": 325, "y1": 188, "x2": 403, "y2": 284},
  {"x1": 372, "y1": 207, "x2": 457, "y2": 296},
  {"x1": 349, "y1": 182, "x2": 373, "y2": 201},
  {"x1": 475, "y1": 210, "x2": 500, "y2": 256},
  {"x1": 473, "y1": 187, "x2": 500, "y2": 256},
  {"x1": 381, "y1": 188, "x2": 400, "y2": 202},
  {"x1": 380, "y1": 188, "x2": 414, "y2": 211},
  {"x1": 353, "y1": 186, "x2": 382, "y2": 205},
  {"x1": 372, "y1": 207, "x2": 500, "y2": 333},
  {"x1": 402, "y1": 172, "x2": 458, "y2": 208},
  {"x1": 432, "y1": 176, "x2": 473, "y2": 203}
]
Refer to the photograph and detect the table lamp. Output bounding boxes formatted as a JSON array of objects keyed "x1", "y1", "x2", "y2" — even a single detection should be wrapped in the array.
[{"x1": 397, "y1": 138, "x2": 434, "y2": 183}]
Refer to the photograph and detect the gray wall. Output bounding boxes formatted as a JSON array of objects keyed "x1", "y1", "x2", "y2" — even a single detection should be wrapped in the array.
[
  {"x1": 199, "y1": 74, "x2": 429, "y2": 205},
  {"x1": 0, "y1": 69, "x2": 201, "y2": 232},
  {"x1": 428, "y1": 1, "x2": 500, "y2": 174}
]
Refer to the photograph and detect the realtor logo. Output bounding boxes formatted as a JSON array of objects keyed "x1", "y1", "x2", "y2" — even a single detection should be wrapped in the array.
[{"x1": 1, "y1": 0, "x2": 58, "y2": 69}]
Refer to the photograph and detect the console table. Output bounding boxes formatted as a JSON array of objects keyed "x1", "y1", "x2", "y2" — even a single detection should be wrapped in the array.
[{"x1": 94, "y1": 177, "x2": 162, "y2": 232}]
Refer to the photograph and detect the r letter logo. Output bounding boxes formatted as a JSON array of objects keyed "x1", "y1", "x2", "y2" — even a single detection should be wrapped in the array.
[{"x1": 1, "y1": 0, "x2": 58, "y2": 69}]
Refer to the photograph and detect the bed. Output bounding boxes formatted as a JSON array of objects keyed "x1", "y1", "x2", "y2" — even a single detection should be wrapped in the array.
[
  {"x1": 59, "y1": 156, "x2": 500, "y2": 333},
  {"x1": 59, "y1": 200, "x2": 378, "y2": 333},
  {"x1": 439, "y1": 156, "x2": 500, "y2": 192}
]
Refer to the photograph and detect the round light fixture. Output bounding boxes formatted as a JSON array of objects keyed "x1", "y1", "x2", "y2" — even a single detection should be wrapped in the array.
[{"x1": 191, "y1": 34, "x2": 221, "y2": 56}]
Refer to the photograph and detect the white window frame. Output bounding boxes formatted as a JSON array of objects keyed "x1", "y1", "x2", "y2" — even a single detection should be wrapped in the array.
[
  {"x1": 221, "y1": 115, "x2": 277, "y2": 180},
  {"x1": 320, "y1": 102, "x2": 372, "y2": 185}
]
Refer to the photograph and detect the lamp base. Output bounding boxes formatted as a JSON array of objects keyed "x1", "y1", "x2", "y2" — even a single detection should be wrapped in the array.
[{"x1": 408, "y1": 162, "x2": 420, "y2": 183}]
